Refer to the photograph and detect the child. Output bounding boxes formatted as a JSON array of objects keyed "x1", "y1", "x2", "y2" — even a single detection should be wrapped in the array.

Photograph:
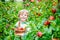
[{"x1": 14, "y1": 9, "x2": 31, "y2": 37}]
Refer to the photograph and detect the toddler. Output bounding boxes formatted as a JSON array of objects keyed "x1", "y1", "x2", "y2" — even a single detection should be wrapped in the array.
[{"x1": 14, "y1": 9, "x2": 31, "y2": 37}]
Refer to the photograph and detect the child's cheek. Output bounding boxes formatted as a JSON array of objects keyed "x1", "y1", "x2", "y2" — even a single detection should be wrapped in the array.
[{"x1": 19, "y1": 15, "x2": 22, "y2": 18}]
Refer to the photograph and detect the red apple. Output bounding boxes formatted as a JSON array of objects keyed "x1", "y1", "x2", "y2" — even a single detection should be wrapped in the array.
[
  {"x1": 30, "y1": 0, "x2": 34, "y2": 2},
  {"x1": 37, "y1": 32, "x2": 43, "y2": 37},
  {"x1": 44, "y1": 21, "x2": 50, "y2": 26},
  {"x1": 49, "y1": 16, "x2": 55, "y2": 20},
  {"x1": 52, "y1": 8, "x2": 56, "y2": 14}
]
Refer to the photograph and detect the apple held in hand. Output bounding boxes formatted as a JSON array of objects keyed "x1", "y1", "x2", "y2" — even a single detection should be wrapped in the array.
[
  {"x1": 37, "y1": 32, "x2": 43, "y2": 37},
  {"x1": 44, "y1": 21, "x2": 50, "y2": 26}
]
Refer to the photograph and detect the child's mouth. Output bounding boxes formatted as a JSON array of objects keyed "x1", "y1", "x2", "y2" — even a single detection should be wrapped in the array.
[{"x1": 22, "y1": 18, "x2": 26, "y2": 20}]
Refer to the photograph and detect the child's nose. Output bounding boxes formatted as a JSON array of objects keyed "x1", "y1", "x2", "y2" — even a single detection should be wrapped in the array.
[{"x1": 23, "y1": 15, "x2": 25, "y2": 17}]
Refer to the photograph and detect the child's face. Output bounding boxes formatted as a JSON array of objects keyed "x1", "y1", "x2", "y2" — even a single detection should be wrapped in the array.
[{"x1": 19, "y1": 12, "x2": 28, "y2": 22}]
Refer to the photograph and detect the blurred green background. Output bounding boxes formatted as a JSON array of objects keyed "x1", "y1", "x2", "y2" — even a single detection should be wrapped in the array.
[{"x1": 0, "y1": 0, "x2": 60, "y2": 40}]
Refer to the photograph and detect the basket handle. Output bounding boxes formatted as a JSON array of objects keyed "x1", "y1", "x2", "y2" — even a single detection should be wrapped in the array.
[{"x1": 18, "y1": 21, "x2": 20, "y2": 27}]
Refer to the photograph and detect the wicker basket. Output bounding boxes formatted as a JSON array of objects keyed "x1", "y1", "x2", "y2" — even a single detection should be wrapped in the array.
[{"x1": 15, "y1": 28, "x2": 26, "y2": 36}]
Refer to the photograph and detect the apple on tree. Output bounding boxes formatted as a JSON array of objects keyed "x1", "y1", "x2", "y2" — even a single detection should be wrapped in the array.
[
  {"x1": 44, "y1": 20, "x2": 50, "y2": 26},
  {"x1": 52, "y1": 8, "x2": 56, "y2": 14},
  {"x1": 37, "y1": 32, "x2": 43, "y2": 37},
  {"x1": 49, "y1": 16, "x2": 55, "y2": 20}
]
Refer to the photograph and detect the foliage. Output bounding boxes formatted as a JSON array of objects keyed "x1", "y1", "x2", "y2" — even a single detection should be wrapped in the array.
[{"x1": 0, "y1": 0, "x2": 60, "y2": 40}]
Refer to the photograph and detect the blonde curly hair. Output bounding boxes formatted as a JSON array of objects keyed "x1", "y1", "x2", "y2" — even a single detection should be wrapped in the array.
[{"x1": 18, "y1": 9, "x2": 29, "y2": 17}]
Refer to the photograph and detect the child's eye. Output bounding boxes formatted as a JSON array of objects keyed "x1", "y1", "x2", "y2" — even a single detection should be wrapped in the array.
[{"x1": 24, "y1": 15, "x2": 27, "y2": 16}]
